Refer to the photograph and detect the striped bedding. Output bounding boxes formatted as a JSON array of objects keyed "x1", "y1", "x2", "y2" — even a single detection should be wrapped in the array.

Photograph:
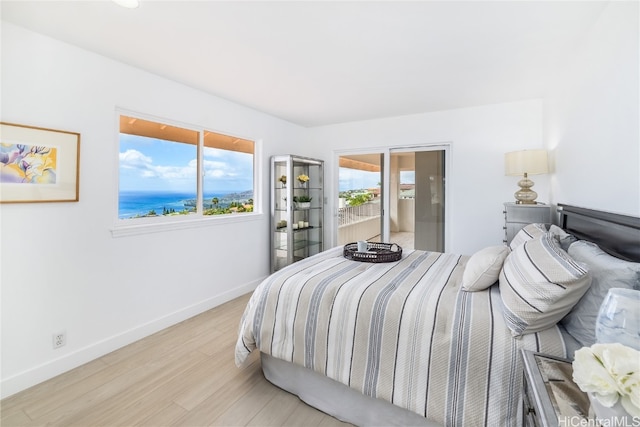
[{"x1": 235, "y1": 246, "x2": 569, "y2": 426}]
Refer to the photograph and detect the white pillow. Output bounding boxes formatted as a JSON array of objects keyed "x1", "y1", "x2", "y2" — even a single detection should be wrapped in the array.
[
  {"x1": 561, "y1": 240, "x2": 640, "y2": 347},
  {"x1": 462, "y1": 246, "x2": 510, "y2": 291},
  {"x1": 500, "y1": 233, "x2": 592, "y2": 337}
]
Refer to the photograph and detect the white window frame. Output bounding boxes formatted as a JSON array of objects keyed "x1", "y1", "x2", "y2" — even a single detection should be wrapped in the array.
[{"x1": 111, "y1": 109, "x2": 263, "y2": 238}]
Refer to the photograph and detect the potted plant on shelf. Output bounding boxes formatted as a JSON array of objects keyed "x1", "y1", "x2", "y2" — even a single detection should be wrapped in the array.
[
  {"x1": 278, "y1": 175, "x2": 287, "y2": 188},
  {"x1": 293, "y1": 195, "x2": 312, "y2": 209},
  {"x1": 297, "y1": 174, "x2": 309, "y2": 187}
]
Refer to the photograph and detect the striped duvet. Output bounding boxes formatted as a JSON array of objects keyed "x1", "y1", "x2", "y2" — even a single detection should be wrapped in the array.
[{"x1": 235, "y1": 247, "x2": 569, "y2": 426}]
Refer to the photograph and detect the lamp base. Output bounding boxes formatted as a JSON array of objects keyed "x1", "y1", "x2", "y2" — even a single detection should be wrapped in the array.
[{"x1": 514, "y1": 174, "x2": 538, "y2": 204}]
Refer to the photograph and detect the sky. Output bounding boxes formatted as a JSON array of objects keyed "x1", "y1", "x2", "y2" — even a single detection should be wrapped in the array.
[{"x1": 119, "y1": 134, "x2": 253, "y2": 193}]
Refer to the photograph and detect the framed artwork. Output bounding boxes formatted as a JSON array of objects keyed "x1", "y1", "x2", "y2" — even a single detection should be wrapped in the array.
[{"x1": 1, "y1": 122, "x2": 80, "y2": 203}]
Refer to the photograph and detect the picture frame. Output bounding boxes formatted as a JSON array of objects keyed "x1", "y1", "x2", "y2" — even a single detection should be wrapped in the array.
[{"x1": 1, "y1": 122, "x2": 80, "y2": 203}]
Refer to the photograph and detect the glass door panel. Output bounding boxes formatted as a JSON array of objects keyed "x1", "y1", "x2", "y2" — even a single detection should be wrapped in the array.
[
  {"x1": 389, "y1": 149, "x2": 445, "y2": 252},
  {"x1": 389, "y1": 152, "x2": 415, "y2": 250},
  {"x1": 414, "y1": 150, "x2": 445, "y2": 252},
  {"x1": 337, "y1": 154, "x2": 383, "y2": 245}
]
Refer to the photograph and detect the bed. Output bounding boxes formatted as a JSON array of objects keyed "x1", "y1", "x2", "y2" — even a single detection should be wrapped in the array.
[{"x1": 235, "y1": 204, "x2": 640, "y2": 426}]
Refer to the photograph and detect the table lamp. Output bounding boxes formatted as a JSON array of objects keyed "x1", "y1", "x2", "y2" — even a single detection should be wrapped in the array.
[{"x1": 504, "y1": 149, "x2": 548, "y2": 204}]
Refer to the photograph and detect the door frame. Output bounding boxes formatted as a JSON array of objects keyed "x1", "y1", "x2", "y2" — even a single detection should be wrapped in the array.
[{"x1": 332, "y1": 143, "x2": 451, "y2": 251}]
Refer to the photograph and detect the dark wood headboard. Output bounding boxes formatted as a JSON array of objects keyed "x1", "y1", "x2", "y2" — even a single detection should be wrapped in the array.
[{"x1": 557, "y1": 204, "x2": 640, "y2": 262}]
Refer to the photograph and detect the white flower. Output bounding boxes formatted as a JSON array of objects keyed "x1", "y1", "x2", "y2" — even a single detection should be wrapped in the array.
[{"x1": 573, "y1": 343, "x2": 640, "y2": 416}]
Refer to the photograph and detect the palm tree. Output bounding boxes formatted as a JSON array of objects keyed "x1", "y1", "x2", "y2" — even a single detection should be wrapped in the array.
[{"x1": 211, "y1": 197, "x2": 219, "y2": 208}]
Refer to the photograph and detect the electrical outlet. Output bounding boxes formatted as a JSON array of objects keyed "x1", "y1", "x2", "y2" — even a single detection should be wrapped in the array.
[{"x1": 52, "y1": 331, "x2": 66, "y2": 349}]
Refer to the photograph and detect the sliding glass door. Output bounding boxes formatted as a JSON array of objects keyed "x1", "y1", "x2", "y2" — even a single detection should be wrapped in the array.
[{"x1": 336, "y1": 146, "x2": 447, "y2": 252}]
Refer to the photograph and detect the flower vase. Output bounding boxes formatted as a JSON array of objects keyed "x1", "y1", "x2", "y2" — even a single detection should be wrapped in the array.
[
  {"x1": 596, "y1": 288, "x2": 640, "y2": 350},
  {"x1": 298, "y1": 181, "x2": 306, "y2": 188},
  {"x1": 588, "y1": 393, "x2": 633, "y2": 426}
]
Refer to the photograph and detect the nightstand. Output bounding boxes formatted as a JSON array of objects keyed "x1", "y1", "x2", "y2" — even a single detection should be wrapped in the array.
[
  {"x1": 503, "y1": 202, "x2": 551, "y2": 245},
  {"x1": 521, "y1": 350, "x2": 592, "y2": 427}
]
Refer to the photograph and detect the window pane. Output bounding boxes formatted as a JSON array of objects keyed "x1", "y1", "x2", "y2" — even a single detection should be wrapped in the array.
[
  {"x1": 119, "y1": 115, "x2": 198, "y2": 219},
  {"x1": 202, "y1": 130, "x2": 254, "y2": 215}
]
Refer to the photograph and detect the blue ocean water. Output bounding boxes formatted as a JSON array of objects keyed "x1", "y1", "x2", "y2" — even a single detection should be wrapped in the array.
[{"x1": 118, "y1": 191, "x2": 236, "y2": 219}]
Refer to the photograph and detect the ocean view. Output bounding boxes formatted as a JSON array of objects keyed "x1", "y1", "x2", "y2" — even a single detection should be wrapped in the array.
[{"x1": 119, "y1": 190, "x2": 252, "y2": 219}]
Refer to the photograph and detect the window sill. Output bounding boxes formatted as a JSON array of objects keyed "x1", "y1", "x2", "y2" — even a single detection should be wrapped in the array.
[{"x1": 111, "y1": 212, "x2": 264, "y2": 238}]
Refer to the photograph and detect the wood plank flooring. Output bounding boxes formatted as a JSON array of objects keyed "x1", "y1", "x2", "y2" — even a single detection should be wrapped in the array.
[{"x1": 1, "y1": 294, "x2": 352, "y2": 427}]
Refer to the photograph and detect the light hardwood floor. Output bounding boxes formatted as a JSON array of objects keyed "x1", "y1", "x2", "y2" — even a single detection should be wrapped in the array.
[{"x1": 1, "y1": 294, "x2": 352, "y2": 427}]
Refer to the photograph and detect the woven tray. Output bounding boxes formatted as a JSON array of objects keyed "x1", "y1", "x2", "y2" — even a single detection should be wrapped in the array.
[{"x1": 343, "y1": 242, "x2": 403, "y2": 263}]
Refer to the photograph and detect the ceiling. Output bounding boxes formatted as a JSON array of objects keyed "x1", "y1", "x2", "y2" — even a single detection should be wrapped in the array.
[{"x1": 1, "y1": 1, "x2": 607, "y2": 127}]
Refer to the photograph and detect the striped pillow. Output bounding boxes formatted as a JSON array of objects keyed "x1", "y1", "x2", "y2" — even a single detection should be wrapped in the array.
[
  {"x1": 499, "y1": 233, "x2": 591, "y2": 337},
  {"x1": 509, "y1": 223, "x2": 547, "y2": 251}
]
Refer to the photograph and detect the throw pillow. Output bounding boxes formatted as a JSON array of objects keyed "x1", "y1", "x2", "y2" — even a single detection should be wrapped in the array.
[{"x1": 462, "y1": 246, "x2": 510, "y2": 291}]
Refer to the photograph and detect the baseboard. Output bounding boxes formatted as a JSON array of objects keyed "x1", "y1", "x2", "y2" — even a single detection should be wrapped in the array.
[{"x1": 0, "y1": 278, "x2": 263, "y2": 399}]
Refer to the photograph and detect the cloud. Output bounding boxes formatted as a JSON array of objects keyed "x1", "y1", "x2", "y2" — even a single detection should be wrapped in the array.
[
  {"x1": 119, "y1": 149, "x2": 153, "y2": 169},
  {"x1": 203, "y1": 159, "x2": 229, "y2": 178},
  {"x1": 120, "y1": 149, "x2": 196, "y2": 179},
  {"x1": 203, "y1": 149, "x2": 252, "y2": 180}
]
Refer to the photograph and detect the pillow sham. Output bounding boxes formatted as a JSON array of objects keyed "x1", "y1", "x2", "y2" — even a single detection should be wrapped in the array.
[
  {"x1": 509, "y1": 223, "x2": 547, "y2": 251},
  {"x1": 561, "y1": 240, "x2": 640, "y2": 347},
  {"x1": 462, "y1": 245, "x2": 510, "y2": 291},
  {"x1": 500, "y1": 233, "x2": 591, "y2": 337}
]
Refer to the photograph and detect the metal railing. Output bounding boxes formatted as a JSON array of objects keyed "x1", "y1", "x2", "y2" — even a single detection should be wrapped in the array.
[{"x1": 338, "y1": 200, "x2": 381, "y2": 227}]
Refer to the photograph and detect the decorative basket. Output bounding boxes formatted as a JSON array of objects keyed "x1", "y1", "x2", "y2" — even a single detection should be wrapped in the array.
[{"x1": 343, "y1": 242, "x2": 403, "y2": 263}]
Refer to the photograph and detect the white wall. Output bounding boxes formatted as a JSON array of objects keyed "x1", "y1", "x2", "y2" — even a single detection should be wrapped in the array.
[
  {"x1": 307, "y1": 100, "x2": 547, "y2": 255},
  {"x1": 544, "y1": 1, "x2": 639, "y2": 216},
  {"x1": 0, "y1": 22, "x2": 305, "y2": 398}
]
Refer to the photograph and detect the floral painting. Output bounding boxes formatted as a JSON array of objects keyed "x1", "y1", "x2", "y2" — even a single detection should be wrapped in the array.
[
  {"x1": 0, "y1": 122, "x2": 80, "y2": 203},
  {"x1": 1, "y1": 143, "x2": 58, "y2": 184}
]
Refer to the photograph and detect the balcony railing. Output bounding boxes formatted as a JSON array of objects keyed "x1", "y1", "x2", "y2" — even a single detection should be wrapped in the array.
[{"x1": 338, "y1": 200, "x2": 381, "y2": 227}]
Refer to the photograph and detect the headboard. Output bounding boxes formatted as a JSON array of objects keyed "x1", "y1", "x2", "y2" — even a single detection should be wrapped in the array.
[{"x1": 557, "y1": 204, "x2": 640, "y2": 262}]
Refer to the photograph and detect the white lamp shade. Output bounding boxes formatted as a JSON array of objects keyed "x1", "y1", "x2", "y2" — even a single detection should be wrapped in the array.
[{"x1": 504, "y1": 149, "x2": 549, "y2": 176}]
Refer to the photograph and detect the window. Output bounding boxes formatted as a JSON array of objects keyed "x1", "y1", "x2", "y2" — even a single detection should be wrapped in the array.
[{"x1": 118, "y1": 114, "x2": 255, "y2": 222}]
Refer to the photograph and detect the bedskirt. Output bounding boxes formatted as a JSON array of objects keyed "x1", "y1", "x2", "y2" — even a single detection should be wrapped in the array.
[{"x1": 261, "y1": 352, "x2": 440, "y2": 426}]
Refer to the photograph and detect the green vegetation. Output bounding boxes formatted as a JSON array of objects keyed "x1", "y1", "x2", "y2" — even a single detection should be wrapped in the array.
[
  {"x1": 339, "y1": 190, "x2": 373, "y2": 207},
  {"x1": 131, "y1": 207, "x2": 192, "y2": 218},
  {"x1": 203, "y1": 198, "x2": 254, "y2": 215}
]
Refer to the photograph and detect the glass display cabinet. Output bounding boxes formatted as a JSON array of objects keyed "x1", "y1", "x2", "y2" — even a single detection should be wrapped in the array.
[{"x1": 271, "y1": 155, "x2": 324, "y2": 272}]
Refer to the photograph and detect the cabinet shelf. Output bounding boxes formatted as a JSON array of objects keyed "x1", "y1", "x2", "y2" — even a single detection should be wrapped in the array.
[{"x1": 271, "y1": 155, "x2": 324, "y2": 272}]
